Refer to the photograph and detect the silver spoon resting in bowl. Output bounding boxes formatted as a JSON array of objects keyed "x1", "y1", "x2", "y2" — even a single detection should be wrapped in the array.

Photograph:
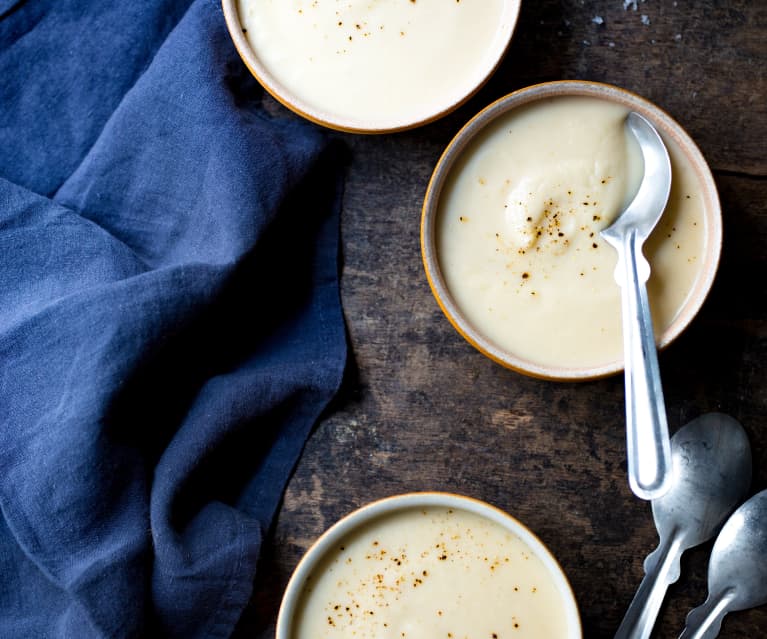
[
  {"x1": 601, "y1": 111, "x2": 673, "y2": 501},
  {"x1": 613, "y1": 413, "x2": 752, "y2": 639},
  {"x1": 679, "y1": 488, "x2": 767, "y2": 639}
]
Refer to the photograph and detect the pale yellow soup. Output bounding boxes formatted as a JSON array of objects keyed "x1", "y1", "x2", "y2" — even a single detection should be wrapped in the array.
[
  {"x1": 237, "y1": 0, "x2": 510, "y2": 125},
  {"x1": 291, "y1": 507, "x2": 575, "y2": 639},
  {"x1": 436, "y1": 97, "x2": 706, "y2": 370}
]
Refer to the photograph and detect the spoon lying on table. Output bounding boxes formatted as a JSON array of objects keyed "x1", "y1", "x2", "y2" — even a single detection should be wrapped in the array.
[
  {"x1": 614, "y1": 413, "x2": 752, "y2": 639},
  {"x1": 679, "y1": 489, "x2": 767, "y2": 639},
  {"x1": 601, "y1": 111, "x2": 673, "y2": 500}
]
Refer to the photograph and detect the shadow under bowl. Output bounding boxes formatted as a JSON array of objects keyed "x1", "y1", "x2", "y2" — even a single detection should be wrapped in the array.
[
  {"x1": 421, "y1": 80, "x2": 722, "y2": 381},
  {"x1": 222, "y1": 0, "x2": 522, "y2": 133},
  {"x1": 276, "y1": 492, "x2": 582, "y2": 639}
]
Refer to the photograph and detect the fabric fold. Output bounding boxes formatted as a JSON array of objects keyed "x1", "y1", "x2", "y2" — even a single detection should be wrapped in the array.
[{"x1": 0, "y1": 0, "x2": 347, "y2": 636}]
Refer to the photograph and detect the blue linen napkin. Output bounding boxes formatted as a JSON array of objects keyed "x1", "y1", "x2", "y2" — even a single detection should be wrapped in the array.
[{"x1": 0, "y1": 0, "x2": 347, "y2": 637}]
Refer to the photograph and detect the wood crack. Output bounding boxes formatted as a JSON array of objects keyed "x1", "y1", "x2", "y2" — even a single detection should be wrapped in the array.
[{"x1": 712, "y1": 168, "x2": 767, "y2": 181}]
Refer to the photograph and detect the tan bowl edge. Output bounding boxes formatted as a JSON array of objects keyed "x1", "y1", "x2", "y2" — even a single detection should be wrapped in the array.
[
  {"x1": 221, "y1": 0, "x2": 522, "y2": 134},
  {"x1": 275, "y1": 492, "x2": 583, "y2": 639},
  {"x1": 421, "y1": 80, "x2": 723, "y2": 381}
]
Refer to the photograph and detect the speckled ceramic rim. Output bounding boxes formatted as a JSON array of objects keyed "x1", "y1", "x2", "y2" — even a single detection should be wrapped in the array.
[
  {"x1": 421, "y1": 80, "x2": 723, "y2": 381},
  {"x1": 221, "y1": 0, "x2": 522, "y2": 134},
  {"x1": 275, "y1": 492, "x2": 583, "y2": 638}
]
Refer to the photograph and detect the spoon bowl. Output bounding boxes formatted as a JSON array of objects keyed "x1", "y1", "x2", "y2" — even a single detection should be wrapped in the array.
[
  {"x1": 680, "y1": 489, "x2": 767, "y2": 638},
  {"x1": 652, "y1": 413, "x2": 752, "y2": 548},
  {"x1": 602, "y1": 113, "x2": 672, "y2": 245},
  {"x1": 614, "y1": 413, "x2": 752, "y2": 639}
]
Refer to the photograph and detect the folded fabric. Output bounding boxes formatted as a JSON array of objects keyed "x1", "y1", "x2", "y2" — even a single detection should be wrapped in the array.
[{"x1": 0, "y1": 1, "x2": 347, "y2": 637}]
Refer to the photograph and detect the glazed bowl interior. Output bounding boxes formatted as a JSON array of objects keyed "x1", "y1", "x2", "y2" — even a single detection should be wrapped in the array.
[
  {"x1": 222, "y1": 0, "x2": 522, "y2": 133},
  {"x1": 276, "y1": 492, "x2": 582, "y2": 639},
  {"x1": 421, "y1": 80, "x2": 722, "y2": 381}
]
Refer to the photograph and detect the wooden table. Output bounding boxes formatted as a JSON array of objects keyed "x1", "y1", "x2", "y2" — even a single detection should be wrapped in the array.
[{"x1": 237, "y1": 1, "x2": 767, "y2": 637}]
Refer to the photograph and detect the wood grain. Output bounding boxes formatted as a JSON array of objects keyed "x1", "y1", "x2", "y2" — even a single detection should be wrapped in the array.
[{"x1": 235, "y1": 1, "x2": 767, "y2": 637}]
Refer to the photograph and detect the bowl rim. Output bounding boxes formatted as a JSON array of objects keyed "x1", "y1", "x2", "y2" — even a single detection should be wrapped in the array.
[
  {"x1": 275, "y1": 491, "x2": 583, "y2": 639},
  {"x1": 221, "y1": 0, "x2": 522, "y2": 134},
  {"x1": 421, "y1": 80, "x2": 723, "y2": 381}
]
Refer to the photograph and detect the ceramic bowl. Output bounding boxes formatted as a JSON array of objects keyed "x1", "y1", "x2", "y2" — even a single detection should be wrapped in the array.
[
  {"x1": 276, "y1": 492, "x2": 582, "y2": 639},
  {"x1": 222, "y1": 0, "x2": 521, "y2": 133},
  {"x1": 421, "y1": 80, "x2": 722, "y2": 381}
]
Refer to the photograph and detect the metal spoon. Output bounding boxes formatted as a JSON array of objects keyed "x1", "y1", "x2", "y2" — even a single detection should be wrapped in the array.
[
  {"x1": 679, "y1": 489, "x2": 767, "y2": 638},
  {"x1": 614, "y1": 413, "x2": 752, "y2": 639},
  {"x1": 601, "y1": 111, "x2": 673, "y2": 500}
]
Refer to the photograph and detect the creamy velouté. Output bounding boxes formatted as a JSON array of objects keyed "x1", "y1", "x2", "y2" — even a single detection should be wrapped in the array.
[
  {"x1": 290, "y1": 506, "x2": 575, "y2": 639},
  {"x1": 436, "y1": 96, "x2": 706, "y2": 370},
  {"x1": 237, "y1": 0, "x2": 512, "y2": 125}
]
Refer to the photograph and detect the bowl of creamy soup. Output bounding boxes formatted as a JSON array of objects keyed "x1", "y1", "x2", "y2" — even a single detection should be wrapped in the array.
[
  {"x1": 276, "y1": 492, "x2": 582, "y2": 639},
  {"x1": 421, "y1": 81, "x2": 722, "y2": 380},
  {"x1": 222, "y1": 0, "x2": 522, "y2": 132}
]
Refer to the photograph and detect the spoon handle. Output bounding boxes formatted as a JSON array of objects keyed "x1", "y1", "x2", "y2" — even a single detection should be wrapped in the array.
[
  {"x1": 678, "y1": 590, "x2": 735, "y2": 639},
  {"x1": 615, "y1": 230, "x2": 672, "y2": 500},
  {"x1": 614, "y1": 535, "x2": 684, "y2": 639}
]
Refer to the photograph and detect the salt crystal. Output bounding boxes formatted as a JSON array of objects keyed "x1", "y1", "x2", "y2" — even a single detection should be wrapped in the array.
[
  {"x1": 641, "y1": 14, "x2": 650, "y2": 25},
  {"x1": 592, "y1": 16, "x2": 604, "y2": 25},
  {"x1": 623, "y1": 0, "x2": 638, "y2": 11}
]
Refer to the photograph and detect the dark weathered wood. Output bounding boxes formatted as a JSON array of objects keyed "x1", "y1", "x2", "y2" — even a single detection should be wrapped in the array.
[{"x1": 235, "y1": 1, "x2": 767, "y2": 637}]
